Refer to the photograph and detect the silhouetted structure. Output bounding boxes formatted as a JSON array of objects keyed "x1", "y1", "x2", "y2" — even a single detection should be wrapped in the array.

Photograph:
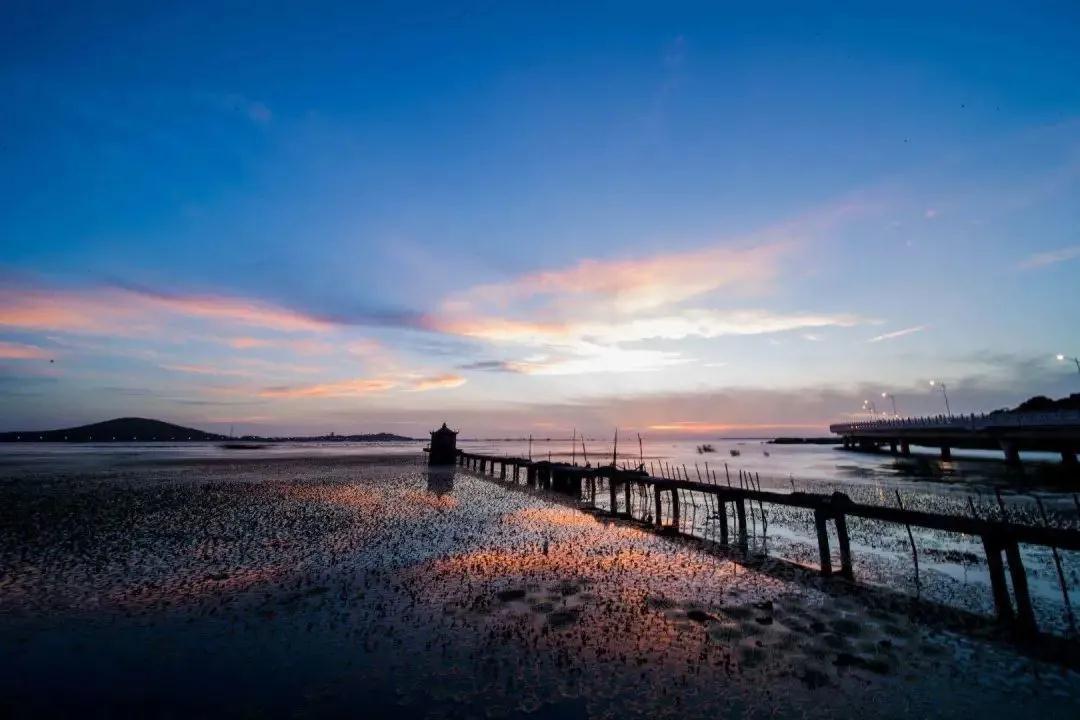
[
  {"x1": 830, "y1": 409, "x2": 1080, "y2": 465},
  {"x1": 428, "y1": 423, "x2": 458, "y2": 465}
]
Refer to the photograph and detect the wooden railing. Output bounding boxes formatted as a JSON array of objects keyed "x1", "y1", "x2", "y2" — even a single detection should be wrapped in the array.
[{"x1": 456, "y1": 450, "x2": 1080, "y2": 636}]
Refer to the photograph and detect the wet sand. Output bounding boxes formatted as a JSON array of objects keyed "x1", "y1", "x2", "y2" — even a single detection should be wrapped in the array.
[{"x1": 2, "y1": 455, "x2": 1079, "y2": 718}]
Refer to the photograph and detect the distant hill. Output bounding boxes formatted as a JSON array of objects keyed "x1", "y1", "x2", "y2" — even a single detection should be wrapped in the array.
[
  {"x1": 0, "y1": 417, "x2": 227, "y2": 442},
  {"x1": 1011, "y1": 393, "x2": 1080, "y2": 413},
  {"x1": 257, "y1": 432, "x2": 418, "y2": 442},
  {"x1": 0, "y1": 418, "x2": 419, "y2": 443}
]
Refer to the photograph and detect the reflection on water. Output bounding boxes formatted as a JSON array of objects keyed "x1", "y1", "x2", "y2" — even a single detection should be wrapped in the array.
[{"x1": 2, "y1": 456, "x2": 1079, "y2": 717}]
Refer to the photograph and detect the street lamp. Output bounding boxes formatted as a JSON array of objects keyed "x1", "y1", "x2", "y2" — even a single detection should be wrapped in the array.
[
  {"x1": 862, "y1": 399, "x2": 877, "y2": 416},
  {"x1": 881, "y1": 392, "x2": 898, "y2": 416},
  {"x1": 929, "y1": 380, "x2": 951, "y2": 416},
  {"x1": 1057, "y1": 353, "x2": 1080, "y2": 374}
]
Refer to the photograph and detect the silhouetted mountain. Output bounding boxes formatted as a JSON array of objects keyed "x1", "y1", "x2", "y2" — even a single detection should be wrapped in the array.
[
  {"x1": 1012, "y1": 393, "x2": 1080, "y2": 413},
  {"x1": 0, "y1": 417, "x2": 227, "y2": 442},
  {"x1": 0, "y1": 418, "x2": 420, "y2": 443}
]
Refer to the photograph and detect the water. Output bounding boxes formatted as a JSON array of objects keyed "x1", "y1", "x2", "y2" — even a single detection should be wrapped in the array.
[{"x1": 2, "y1": 438, "x2": 1078, "y2": 634}]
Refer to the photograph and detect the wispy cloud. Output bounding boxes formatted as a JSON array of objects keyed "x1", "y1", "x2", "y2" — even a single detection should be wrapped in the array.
[
  {"x1": 1018, "y1": 245, "x2": 1080, "y2": 269},
  {"x1": 160, "y1": 363, "x2": 249, "y2": 377},
  {"x1": 426, "y1": 201, "x2": 873, "y2": 375},
  {"x1": 0, "y1": 283, "x2": 333, "y2": 336},
  {"x1": 868, "y1": 325, "x2": 926, "y2": 343},
  {"x1": 260, "y1": 373, "x2": 466, "y2": 398},
  {"x1": 440, "y1": 309, "x2": 862, "y2": 346},
  {"x1": 0, "y1": 341, "x2": 51, "y2": 360}
]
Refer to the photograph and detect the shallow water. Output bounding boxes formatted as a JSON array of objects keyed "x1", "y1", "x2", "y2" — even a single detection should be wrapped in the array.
[{"x1": 1, "y1": 454, "x2": 1079, "y2": 718}]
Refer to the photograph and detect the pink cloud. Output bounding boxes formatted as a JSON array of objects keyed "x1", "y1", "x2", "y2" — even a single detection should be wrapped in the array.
[
  {"x1": 258, "y1": 372, "x2": 466, "y2": 398},
  {"x1": 0, "y1": 284, "x2": 332, "y2": 336},
  {"x1": 0, "y1": 341, "x2": 51, "y2": 360},
  {"x1": 409, "y1": 373, "x2": 467, "y2": 391}
]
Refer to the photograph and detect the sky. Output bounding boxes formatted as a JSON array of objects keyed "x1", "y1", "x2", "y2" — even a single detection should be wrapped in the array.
[{"x1": 1, "y1": 1, "x2": 1079, "y2": 438}]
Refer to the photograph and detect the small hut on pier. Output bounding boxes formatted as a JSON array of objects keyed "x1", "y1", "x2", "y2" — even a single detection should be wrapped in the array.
[{"x1": 428, "y1": 423, "x2": 458, "y2": 465}]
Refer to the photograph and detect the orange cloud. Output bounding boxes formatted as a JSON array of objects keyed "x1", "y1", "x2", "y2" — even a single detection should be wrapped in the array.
[
  {"x1": 409, "y1": 373, "x2": 467, "y2": 391},
  {"x1": 0, "y1": 285, "x2": 332, "y2": 336},
  {"x1": 140, "y1": 292, "x2": 332, "y2": 332},
  {"x1": 0, "y1": 341, "x2": 51, "y2": 360},
  {"x1": 229, "y1": 337, "x2": 274, "y2": 349},
  {"x1": 260, "y1": 377, "x2": 399, "y2": 398},
  {"x1": 259, "y1": 372, "x2": 466, "y2": 398},
  {"x1": 446, "y1": 242, "x2": 789, "y2": 318}
]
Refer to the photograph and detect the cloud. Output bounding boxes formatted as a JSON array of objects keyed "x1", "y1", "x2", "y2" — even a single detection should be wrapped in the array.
[
  {"x1": 424, "y1": 202, "x2": 874, "y2": 376},
  {"x1": 409, "y1": 373, "x2": 468, "y2": 391},
  {"x1": 0, "y1": 283, "x2": 333, "y2": 336},
  {"x1": 867, "y1": 325, "x2": 927, "y2": 343},
  {"x1": 260, "y1": 378, "x2": 399, "y2": 398},
  {"x1": 502, "y1": 346, "x2": 688, "y2": 376},
  {"x1": 1018, "y1": 245, "x2": 1080, "y2": 269},
  {"x1": 160, "y1": 363, "x2": 249, "y2": 377},
  {"x1": 0, "y1": 341, "x2": 51, "y2": 360},
  {"x1": 440, "y1": 242, "x2": 790, "y2": 320},
  {"x1": 259, "y1": 372, "x2": 466, "y2": 398},
  {"x1": 457, "y1": 360, "x2": 518, "y2": 372},
  {"x1": 440, "y1": 309, "x2": 862, "y2": 346},
  {"x1": 228, "y1": 336, "x2": 335, "y2": 355}
]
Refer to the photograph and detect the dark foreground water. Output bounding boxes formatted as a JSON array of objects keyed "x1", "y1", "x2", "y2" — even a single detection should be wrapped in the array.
[{"x1": 2, "y1": 452, "x2": 1080, "y2": 718}]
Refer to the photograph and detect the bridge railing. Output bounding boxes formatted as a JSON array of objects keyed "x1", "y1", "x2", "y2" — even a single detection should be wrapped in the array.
[{"x1": 829, "y1": 410, "x2": 1080, "y2": 434}]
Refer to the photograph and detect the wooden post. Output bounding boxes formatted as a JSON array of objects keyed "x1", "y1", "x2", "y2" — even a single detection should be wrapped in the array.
[
  {"x1": 670, "y1": 488, "x2": 680, "y2": 531},
  {"x1": 527, "y1": 464, "x2": 536, "y2": 485},
  {"x1": 500, "y1": 461, "x2": 506, "y2": 480},
  {"x1": 735, "y1": 497, "x2": 747, "y2": 535},
  {"x1": 624, "y1": 480, "x2": 632, "y2": 517},
  {"x1": 1003, "y1": 540, "x2": 1037, "y2": 634},
  {"x1": 981, "y1": 535, "x2": 1013, "y2": 623},
  {"x1": 835, "y1": 513, "x2": 853, "y2": 579},
  {"x1": 609, "y1": 480, "x2": 618, "y2": 514},
  {"x1": 717, "y1": 493, "x2": 728, "y2": 544},
  {"x1": 513, "y1": 464, "x2": 520, "y2": 482},
  {"x1": 654, "y1": 484, "x2": 663, "y2": 526},
  {"x1": 814, "y1": 509, "x2": 832, "y2": 576}
]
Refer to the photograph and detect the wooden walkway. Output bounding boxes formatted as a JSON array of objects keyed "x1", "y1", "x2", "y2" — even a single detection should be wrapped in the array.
[{"x1": 456, "y1": 450, "x2": 1080, "y2": 636}]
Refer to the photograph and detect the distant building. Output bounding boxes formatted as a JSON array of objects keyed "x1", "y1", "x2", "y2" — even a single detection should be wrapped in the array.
[{"x1": 428, "y1": 423, "x2": 458, "y2": 465}]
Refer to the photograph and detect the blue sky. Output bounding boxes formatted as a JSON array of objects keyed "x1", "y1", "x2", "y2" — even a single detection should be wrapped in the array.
[{"x1": 1, "y1": 2, "x2": 1079, "y2": 436}]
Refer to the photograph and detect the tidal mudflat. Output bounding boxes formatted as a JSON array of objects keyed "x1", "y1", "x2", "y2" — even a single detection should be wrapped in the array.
[{"x1": 2, "y1": 454, "x2": 1079, "y2": 718}]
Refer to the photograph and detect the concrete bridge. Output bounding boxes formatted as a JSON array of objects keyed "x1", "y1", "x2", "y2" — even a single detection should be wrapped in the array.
[{"x1": 829, "y1": 410, "x2": 1080, "y2": 465}]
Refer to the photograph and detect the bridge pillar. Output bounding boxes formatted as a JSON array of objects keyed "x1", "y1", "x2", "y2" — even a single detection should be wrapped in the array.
[
  {"x1": 1000, "y1": 441, "x2": 1021, "y2": 465},
  {"x1": 889, "y1": 441, "x2": 898, "y2": 455},
  {"x1": 500, "y1": 461, "x2": 507, "y2": 480},
  {"x1": 1063, "y1": 450, "x2": 1078, "y2": 466},
  {"x1": 940, "y1": 446, "x2": 952, "y2": 461},
  {"x1": 900, "y1": 441, "x2": 911, "y2": 457}
]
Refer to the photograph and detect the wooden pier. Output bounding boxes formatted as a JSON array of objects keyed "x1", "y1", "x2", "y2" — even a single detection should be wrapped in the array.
[{"x1": 456, "y1": 450, "x2": 1080, "y2": 636}]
